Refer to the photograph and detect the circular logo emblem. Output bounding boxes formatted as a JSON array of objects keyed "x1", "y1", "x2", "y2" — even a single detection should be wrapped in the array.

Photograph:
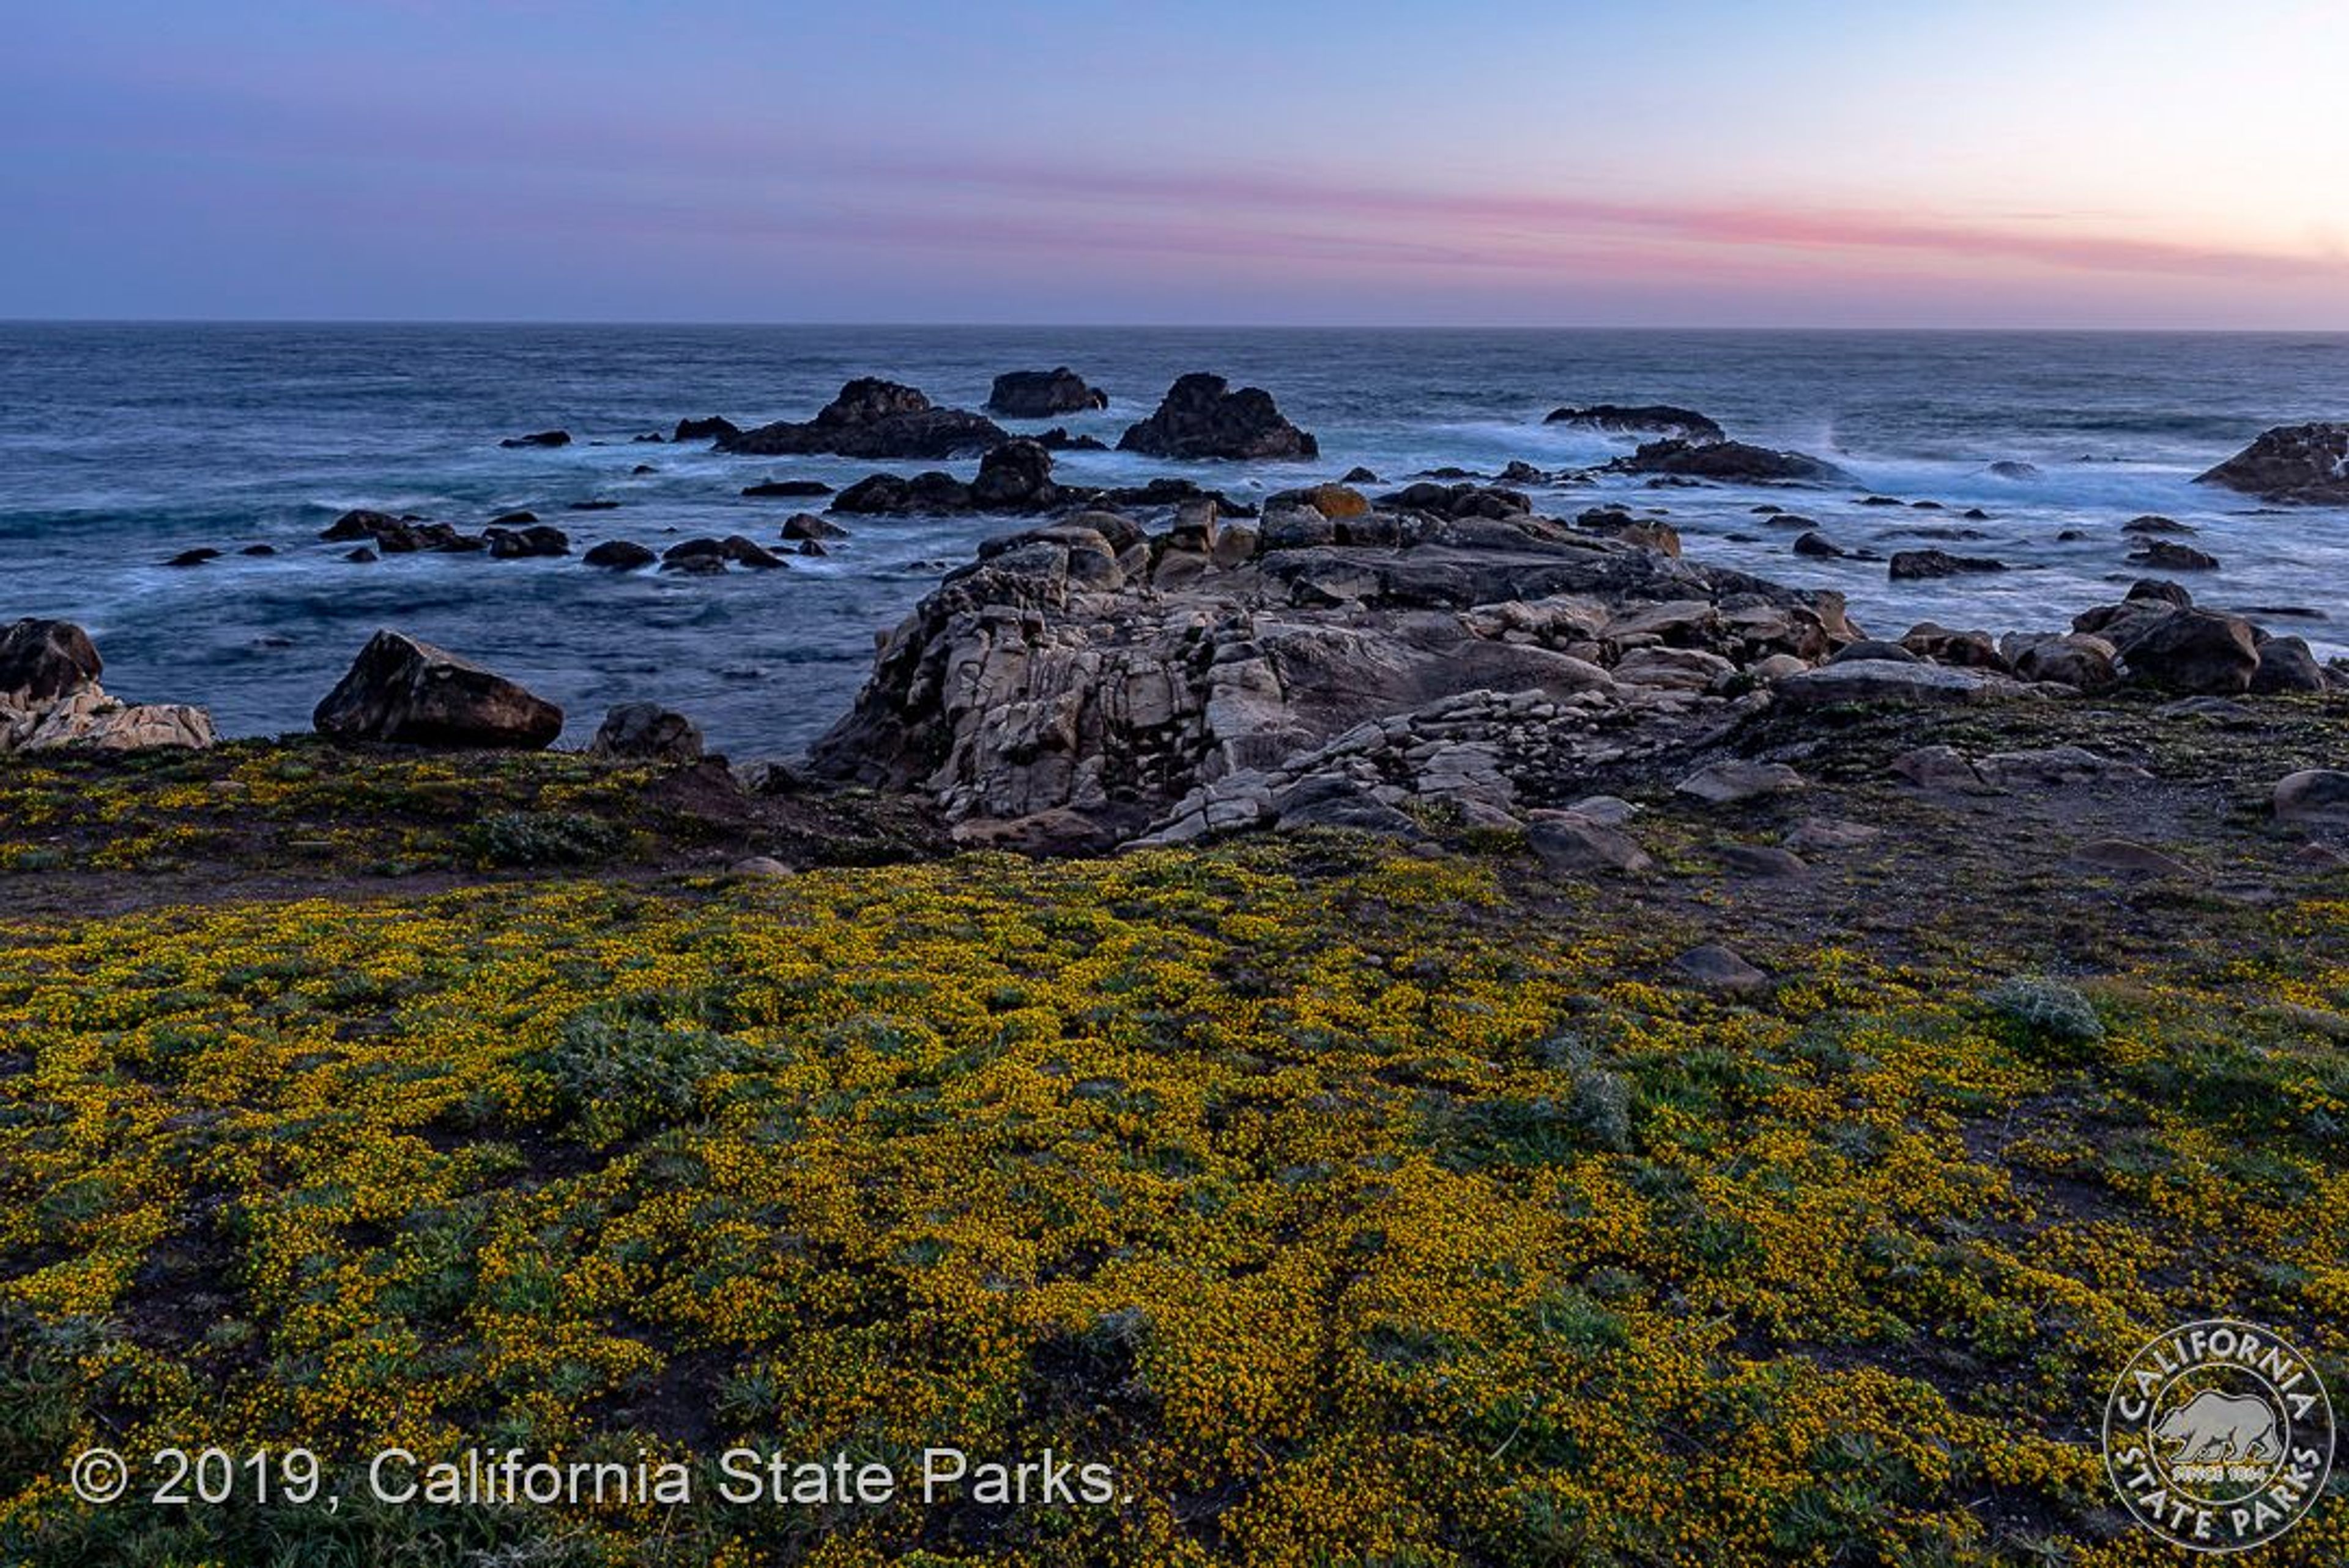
[{"x1": 2104, "y1": 1319, "x2": 2335, "y2": 1552}]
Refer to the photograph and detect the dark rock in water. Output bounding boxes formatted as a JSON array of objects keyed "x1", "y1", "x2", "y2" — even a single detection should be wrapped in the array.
[
  {"x1": 0, "y1": 618, "x2": 102, "y2": 701},
  {"x1": 321, "y1": 508, "x2": 403, "y2": 542},
  {"x1": 1096, "y1": 478, "x2": 1256, "y2": 517},
  {"x1": 1911, "y1": 500, "x2": 1943, "y2": 510},
  {"x1": 969, "y1": 440, "x2": 1058, "y2": 511},
  {"x1": 344, "y1": 547, "x2": 378, "y2": 563},
  {"x1": 1498, "y1": 459, "x2": 1549, "y2": 484},
  {"x1": 632, "y1": 432, "x2": 665, "y2": 443},
  {"x1": 582, "y1": 539, "x2": 656, "y2": 570},
  {"x1": 1890, "y1": 549, "x2": 2006, "y2": 580},
  {"x1": 490, "y1": 511, "x2": 539, "y2": 526},
  {"x1": 674, "y1": 416, "x2": 741, "y2": 444},
  {"x1": 1962, "y1": 508, "x2": 1992, "y2": 520},
  {"x1": 240, "y1": 544, "x2": 277, "y2": 557},
  {"x1": 742, "y1": 479, "x2": 833, "y2": 498},
  {"x1": 1901, "y1": 623, "x2": 2006, "y2": 670},
  {"x1": 986, "y1": 367, "x2": 1108, "y2": 418},
  {"x1": 2112, "y1": 608, "x2": 2260, "y2": 693},
  {"x1": 2124, "y1": 514, "x2": 2195, "y2": 536},
  {"x1": 1543, "y1": 404, "x2": 1725, "y2": 443},
  {"x1": 1342, "y1": 466, "x2": 1380, "y2": 484},
  {"x1": 631, "y1": 464, "x2": 658, "y2": 476},
  {"x1": 721, "y1": 535, "x2": 787, "y2": 570},
  {"x1": 2129, "y1": 540, "x2": 2220, "y2": 571},
  {"x1": 500, "y1": 430, "x2": 571, "y2": 449},
  {"x1": 2250, "y1": 635, "x2": 2327, "y2": 693},
  {"x1": 2197, "y1": 423, "x2": 2349, "y2": 503},
  {"x1": 484, "y1": 523, "x2": 570, "y2": 559},
  {"x1": 166, "y1": 547, "x2": 221, "y2": 567},
  {"x1": 833, "y1": 471, "x2": 975, "y2": 515},
  {"x1": 1033, "y1": 427, "x2": 1109, "y2": 451},
  {"x1": 2057, "y1": 530, "x2": 2090, "y2": 542},
  {"x1": 1382, "y1": 482, "x2": 1531, "y2": 520},
  {"x1": 1609, "y1": 438, "x2": 1846, "y2": 485},
  {"x1": 567, "y1": 499, "x2": 622, "y2": 511},
  {"x1": 2129, "y1": 578, "x2": 2195, "y2": 609},
  {"x1": 795, "y1": 539, "x2": 828, "y2": 557},
  {"x1": 1986, "y1": 460, "x2": 2041, "y2": 479},
  {"x1": 662, "y1": 539, "x2": 732, "y2": 572},
  {"x1": 314, "y1": 629, "x2": 563, "y2": 749},
  {"x1": 1116, "y1": 372, "x2": 1318, "y2": 460},
  {"x1": 782, "y1": 512, "x2": 850, "y2": 541},
  {"x1": 1752, "y1": 503, "x2": 1783, "y2": 515},
  {"x1": 592, "y1": 701, "x2": 705, "y2": 763},
  {"x1": 1792, "y1": 530, "x2": 1845, "y2": 559},
  {"x1": 1858, "y1": 495, "x2": 1906, "y2": 508},
  {"x1": 719, "y1": 379, "x2": 1007, "y2": 460}
]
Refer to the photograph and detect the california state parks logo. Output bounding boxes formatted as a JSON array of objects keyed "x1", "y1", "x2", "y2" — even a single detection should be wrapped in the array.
[{"x1": 2104, "y1": 1319, "x2": 2335, "y2": 1551}]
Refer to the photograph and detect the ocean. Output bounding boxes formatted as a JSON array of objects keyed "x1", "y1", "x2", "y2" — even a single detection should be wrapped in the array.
[{"x1": 1, "y1": 324, "x2": 2342, "y2": 756}]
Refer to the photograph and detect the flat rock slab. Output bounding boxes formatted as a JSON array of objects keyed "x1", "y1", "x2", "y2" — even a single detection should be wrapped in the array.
[
  {"x1": 1675, "y1": 760, "x2": 1806, "y2": 805},
  {"x1": 1777, "y1": 660, "x2": 2008, "y2": 709},
  {"x1": 1529, "y1": 813, "x2": 1653, "y2": 875},
  {"x1": 1673, "y1": 943, "x2": 1772, "y2": 996},
  {"x1": 1713, "y1": 843, "x2": 1809, "y2": 878},
  {"x1": 2070, "y1": 838, "x2": 2193, "y2": 878}
]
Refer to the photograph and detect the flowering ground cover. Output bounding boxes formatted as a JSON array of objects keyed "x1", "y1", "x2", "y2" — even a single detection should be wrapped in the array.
[{"x1": 2, "y1": 779, "x2": 2344, "y2": 1564}]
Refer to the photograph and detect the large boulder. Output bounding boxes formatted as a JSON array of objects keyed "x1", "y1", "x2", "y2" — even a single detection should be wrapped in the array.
[
  {"x1": 986, "y1": 368, "x2": 1108, "y2": 418},
  {"x1": 2197, "y1": 423, "x2": 2349, "y2": 503},
  {"x1": 2109, "y1": 608, "x2": 2260, "y2": 694},
  {"x1": 968, "y1": 440, "x2": 1059, "y2": 510},
  {"x1": 1543, "y1": 404, "x2": 1724, "y2": 443},
  {"x1": 0, "y1": 618, "x2": 102, "y2": 702},
  {"x1": 1117, "y1": 373, "x2": 1318, "y2": 460},
  {"x1": 719, "y1": 379, "x2": 1007, "y2": 460},
  {"x1": 313, "y1": 631, "x2": 563, "y2": 749},
  {"x1": 1606, "y1": 438, "x2": 1847, "y2": 485}
]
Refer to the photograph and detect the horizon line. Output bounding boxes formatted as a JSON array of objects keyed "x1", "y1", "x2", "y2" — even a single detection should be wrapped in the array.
[{"x1": 7, "y1": 317, "x2": 2349, "y2": 335}]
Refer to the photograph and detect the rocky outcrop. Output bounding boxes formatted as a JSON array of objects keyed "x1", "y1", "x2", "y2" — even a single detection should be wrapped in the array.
[
  {"x1": 583, "y1": 540, "x2": 657, "y2": 570},
  {"x1": 1890, "y1": 549, "x2": 2006, "y2": 580},
  {"x1": 1544, "y1": 404, "x2": 1725, "y2": 443},
  {"x1": 0, "y1": 619, "x2": 214, "y2": 753},
  {"x1": 986, "y1": 368, "x2": 1108, "y2": 418},
  {"x1": 1606, "y1": 439, "x2": 1847, "y2": 485},
  {"x1": 831, "y1": 446, "x2": 1252, "y2": 520},
  {"x1": 320, "y1": 510, "x2": 484, "y2": 554},
  {"x1": 674, "y1": 416, "x2": 743, "y2": 444},
  {"x1": 1116, "y1": 374, "x2": 1318, "y2": 460},
  {"x1": 501, "y1": 430, "x2": 571, "y2": 449},
  {"x1": 718, "y1": 379, "x2": 1007, "y2": 460},
  {"x1": 313, "y1": 631, "x2": 563, "y2": 749},
  {"x1": 2197, "y1": 423, "x2": 2349, "y2": 503},
  {"x1": 805, "y1": 496, "x2": 1846, "y2": 831},
  {"x1": 1, "y1": 619, "x2": 103, "y2": 703}
]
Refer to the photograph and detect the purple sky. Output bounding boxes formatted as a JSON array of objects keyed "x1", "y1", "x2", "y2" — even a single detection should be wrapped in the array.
[{"x1": 6, "y1": 1, "x2": 2345, "y2": 325}]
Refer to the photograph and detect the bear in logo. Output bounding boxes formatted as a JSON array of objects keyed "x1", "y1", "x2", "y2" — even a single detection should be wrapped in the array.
[{"x1": 2154, "y1": 1390, "x2": 2280, "y2": 1465}]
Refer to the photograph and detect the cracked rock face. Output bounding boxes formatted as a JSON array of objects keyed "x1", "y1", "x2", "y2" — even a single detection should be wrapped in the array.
[
  {"x1": 804, "y1": 500, "x2": 1849, "y2": 832},
  {"x1": 0, "y1": 617, "x2": 214, "y2": 754}
]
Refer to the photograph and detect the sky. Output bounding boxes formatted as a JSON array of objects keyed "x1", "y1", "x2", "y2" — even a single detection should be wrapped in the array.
[{"x1": 2, "y1": 0, "x2": 2345, "y2": 327}]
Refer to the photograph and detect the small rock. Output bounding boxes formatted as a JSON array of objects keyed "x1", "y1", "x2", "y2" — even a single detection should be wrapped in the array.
[
  {"x1": 1528, "y1": 813, "x2": 1653, "y2": 875},
  {"x1": 1785, "y1": 817, "x2": 1882, "y2": 852},
  {"x1": 1673, "y1": 944, "x2": 1770, "y2": 996},
  {"x1": 1890, "y1": 549, "x2": 2007, "y2": 580},
  {"x1": 2070, "y1": 839, "x2": 2191, "y2": 878},
  {"x1": 166, "y1": 547, "x2": 221, "y2": 567},
  {"x1": 582, "y1": 539, "x2": 657, "y2": 570},
  {"x1": 589, "y1": 701, "x2": 703, "y2": 763},
  {"x1": 2274, "y1": 770, "x2": 2349, "y2": 827},
  {"x1": 1714, "y1": 843, "x2": 1808, "y2": 878},
  {"x1": 729, "y1": 856, "x2": 793, "y2": 879},
  {"x1": 500, "y1": 429, "x2": 571, "y2": 449},
  {"x1": 1891, "y1": 745, "x2": 1986, "y2": 791},
  {"x1": 2129, "y1": 540, "x2": 2220, "y2": 571}
]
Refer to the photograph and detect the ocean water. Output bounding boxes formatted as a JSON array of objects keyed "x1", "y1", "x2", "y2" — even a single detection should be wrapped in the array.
[{"x1": 1, "y1": 324, "x2": 2342, "y2": 756}]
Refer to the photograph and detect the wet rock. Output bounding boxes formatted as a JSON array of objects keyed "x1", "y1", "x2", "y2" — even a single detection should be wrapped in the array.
[
  {"x1": 1890, "y1": 549, "x2": 2006, "y2": 580},
  {"x1": 313, "y1": 630, "x2": 563, "y2": 749},
  {"x1": 590, "y1": 701, "x2": 704, "y2": 762},
  {"x1": 968, "y1": 440, "x2": 1059, "y2": 510},
  {"x1": 1116, "y1": 372, "x2": 1318, "y2": 460},
  {"x1": 985, "y1": 367, "x2": 1108, "y2": 418},
  {"x1": 1986, "y1": 460, "x2": 2041, "y2": 479},
  {"x1": 2009, "y1": 634, "x2": 2120, "y2": 691},
  {"x1": 1608, "y1": 438, "x2": 1846, "y2": 484},
  {"x1": 1792, "y1": 530, "x2": 1845, "y2": 558},
  {"x1": 582, "y1": 539, "x2": 657, "y2": 570},
  {"x1": 500, "y1": 429, "x2": 571, "y2": 448},
  {"x1": 674, "y1": 416, "x2": 741, "y2": 443},
  {"x1": 742, "y1": 479, "x2": 833, "y2": 498},
  {"x1": 2197, "y1": 423, "x2": 2349, "y2": 503},
  {"x1": 2123, "y1": 515, "x2": 2195, "y2": 536},
  {"x1": 166, "y1": 547, "x2": 221, "y2": 567},
  {"x1": 1034, "y1": 427, "x2": 1110, "y2": 451},
  {"x1": 484, "y1": 523, "x2": 571, "y2": 559},
  {"x1": 344, "y1": 547, "x2": 378, "y2": 563},
  {"x1": 661, "y1": 539, "x2": 734, "y2": 573},
  {"x1": 782, "y1": 512, "x2": 850, "y2": 541},
  {"x1": 1342, "y1": 466, "x2": 1380, "y2": 484},
  {"x1": 1543, "y1": 404, "x2": 1725, "y2": 443},
  {"x1": 2129, "y1": 540, "x2": 2220, "y2": 571},
  {"x1": 721, "y1": 535, "x2": 788, "y2": 570},
  {"x1": 1384, "y1": 483, "x2": 1531, "y2": 519},
  {"x1": 719, "y1": 379, "x2": 1006, "y2": 460},
  {"x1": 567, "y1": 499, "x2": 622, "y2": 511},
  {"x1": 240, "y1": 544, "x2": 277, "y2": 557}
]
